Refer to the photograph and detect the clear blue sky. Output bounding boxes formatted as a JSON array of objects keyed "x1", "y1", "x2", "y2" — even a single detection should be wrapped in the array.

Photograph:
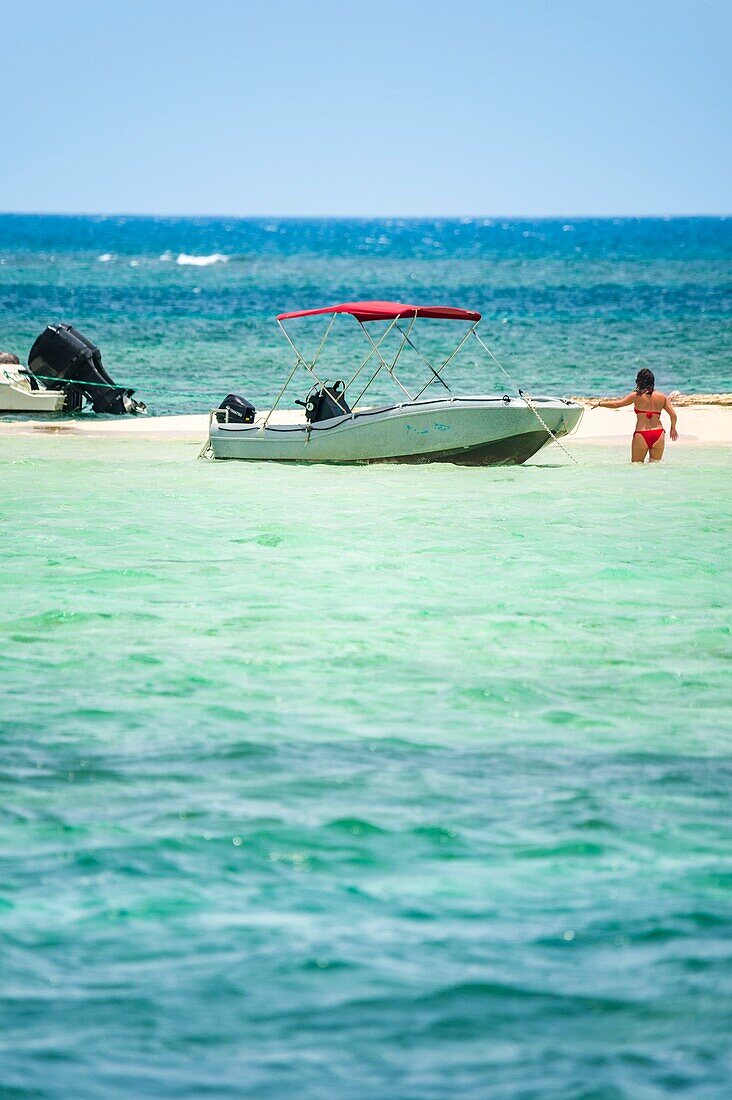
[{"x1": 1, "y1": 0, "x2": 729, "y2": 216}]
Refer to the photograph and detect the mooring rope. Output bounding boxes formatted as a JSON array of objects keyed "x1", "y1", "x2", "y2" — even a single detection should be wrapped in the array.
[
  {"x1": 472, "y1": 332, "x2": 579, "y2": 465},
  {"x1": 25, "y1": 373, "x2": 218, "y2": 402}
]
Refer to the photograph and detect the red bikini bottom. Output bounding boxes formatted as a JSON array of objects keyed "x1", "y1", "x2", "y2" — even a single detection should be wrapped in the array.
[{"x1": 634, "y1": 428, "x2": 664, "y2": 448}]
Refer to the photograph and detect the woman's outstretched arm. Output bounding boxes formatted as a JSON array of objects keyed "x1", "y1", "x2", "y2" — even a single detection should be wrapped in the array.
[
  {"x1": 590, "y1": 392, "x2": 636, "y2": 409},
  {"x1": 663, "y1": 394, "x2": 679, "y2": 440}
]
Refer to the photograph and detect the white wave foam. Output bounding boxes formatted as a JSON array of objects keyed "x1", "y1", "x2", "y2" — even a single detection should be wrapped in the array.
[
  {"x1": 175, "y1": 253, "x2": 228, "y2": 267},
  {"x1": 98, "y1": 253, "x2": 113, "y2": 262}
]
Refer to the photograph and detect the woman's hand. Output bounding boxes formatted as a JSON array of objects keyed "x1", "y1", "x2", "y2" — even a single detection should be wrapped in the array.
[
  {"x1": 670, "y1": 427, "x2": 678, "y2": 441},
  {"x1": 589, "y1": 399, "x2": 602, "y2": 409}
]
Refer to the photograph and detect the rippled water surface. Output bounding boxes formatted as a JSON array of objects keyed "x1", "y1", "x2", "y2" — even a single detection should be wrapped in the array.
[
  {"x1": 2, "y1": 434, "x2": 731, "y2": 1098},
  {"x1": 1, "y1": 214, "x2": 731, "y2": 412}
]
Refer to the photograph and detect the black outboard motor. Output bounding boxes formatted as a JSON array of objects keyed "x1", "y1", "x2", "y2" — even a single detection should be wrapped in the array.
[
  {"x1": 27, "y1": 324, "x2": 146, "y2": 414},
  {"x1": 218, "y1": 394, "x2": 256, "y2": 423},
  {"x1": 297, "y1": 380, "x2": 351, "y2": 423}
]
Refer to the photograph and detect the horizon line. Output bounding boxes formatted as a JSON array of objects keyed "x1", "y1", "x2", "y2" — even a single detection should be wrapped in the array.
[{"x1": 0, "y1": 210, "x2": 729, "y2": 222}]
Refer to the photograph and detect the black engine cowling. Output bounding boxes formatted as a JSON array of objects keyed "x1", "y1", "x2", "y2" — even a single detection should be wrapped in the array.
[
  {"x1": 27, "y1": 324, "x2": 146, "y2": 415},
  {"x1": 218, "y1": 394, "x2": 256, "y2": 423}
]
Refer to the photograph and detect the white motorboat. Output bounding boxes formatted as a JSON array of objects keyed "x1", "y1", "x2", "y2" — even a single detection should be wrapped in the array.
[
  {"x1": 0, "y1": 365, "x2": 66, "y2": 413},
  {"x1": 206, "y1": 301, "x2": 583, "y2": 465},
  {"x1": 0, "y1": 325, "x2": 147, "y2": 416}
]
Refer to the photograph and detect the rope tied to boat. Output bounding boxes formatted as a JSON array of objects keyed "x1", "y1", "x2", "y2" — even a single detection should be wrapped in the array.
[
  {"x1": 26, "y1": 372, "x2": 221, "y2": 402},
  {"x1": 472, "y1": 332, "x2": 579, "y2": 465}
]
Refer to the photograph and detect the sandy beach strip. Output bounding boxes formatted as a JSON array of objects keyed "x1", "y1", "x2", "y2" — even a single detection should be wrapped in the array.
[
  {"x1": 571, "y1": 404, "x2": 732, "y2": 445},
  {"x1": 1, "y1": 402, "x2": 731, "y2": 447}
]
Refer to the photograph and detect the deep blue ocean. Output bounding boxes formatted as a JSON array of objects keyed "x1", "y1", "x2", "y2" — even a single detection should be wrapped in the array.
[{"x1": 1, "y1": 215, "x2": 730, "y2": 412}]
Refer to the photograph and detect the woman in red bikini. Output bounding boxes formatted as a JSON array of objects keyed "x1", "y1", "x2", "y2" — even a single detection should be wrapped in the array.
[{"x1": 591, "y1": 369, "x2": 678, "y2": 462}]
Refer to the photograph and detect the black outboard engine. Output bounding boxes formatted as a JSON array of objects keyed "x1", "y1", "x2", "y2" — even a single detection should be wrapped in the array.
[
  {"x1": 27, "y1": 324, "x2": 146, "y2": 414},
  {"x1": 297, "y1": 380, "x2": 351, "y2": 423},
  {"x1": 218, "y1": 394, "x2": 256, "y2": 423}
]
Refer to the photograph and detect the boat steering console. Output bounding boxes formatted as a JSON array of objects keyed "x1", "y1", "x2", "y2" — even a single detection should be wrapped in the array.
[{"x1": 296, "y1": 380, "x2": 351, "y2": 423}]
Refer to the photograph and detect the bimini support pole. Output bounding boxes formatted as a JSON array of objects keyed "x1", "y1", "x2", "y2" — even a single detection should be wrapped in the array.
[
  {"x1": 357, "y1": 320, "x2": 414, "y2": 401},
  {"x1": 343, "y1": 314, "x2": 401, "y2": 403},
  {"x1": 265, "y1": 314, "x2": 338, "y2": 426},
  {"x1": 352, "y1": 312, "x2": 417, "y2": 407}
]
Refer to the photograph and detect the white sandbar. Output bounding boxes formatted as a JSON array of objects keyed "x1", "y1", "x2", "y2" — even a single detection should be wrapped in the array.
[{"x1": 1, "y1": 404, "x2": 730, "y2": 446}]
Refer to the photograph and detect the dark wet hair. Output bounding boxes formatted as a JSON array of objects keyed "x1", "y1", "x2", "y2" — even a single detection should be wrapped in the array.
[
  {"x1": 635, "y1": 368, "x2": 655, "y2": 395},
  {"x1": 0, "y1": 351, "x2": 21, "y2": 365}
]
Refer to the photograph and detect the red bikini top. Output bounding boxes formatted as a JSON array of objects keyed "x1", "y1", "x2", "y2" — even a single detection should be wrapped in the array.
[{"x1": 635, "y1": 406, "x2": 661, "y2": 419}]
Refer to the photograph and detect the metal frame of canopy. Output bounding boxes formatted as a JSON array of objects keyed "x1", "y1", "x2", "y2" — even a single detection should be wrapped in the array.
[
  {"x1": 264, "y1": 301, "x2": 487, "y2": 428},
  {"x1": 203, "y1": 300, "x2": 579, "y2": 465}
]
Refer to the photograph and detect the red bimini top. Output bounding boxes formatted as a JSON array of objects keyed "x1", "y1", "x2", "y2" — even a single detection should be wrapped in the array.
[{"x1": 276, "y1": 301, "x2": 481, "y2": 324}]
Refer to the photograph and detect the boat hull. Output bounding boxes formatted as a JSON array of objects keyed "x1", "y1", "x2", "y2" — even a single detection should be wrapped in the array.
[
  {"x1": 209, "y1": 396, "x2": 583, "y2": 466},
  {"x1": 0, "y1": 379, "x2": 66, "y2": 413}
]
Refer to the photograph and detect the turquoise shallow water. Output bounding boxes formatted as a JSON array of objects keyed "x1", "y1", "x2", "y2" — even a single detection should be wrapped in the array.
[{"x1": 2, "y1": 434, "x2": 731, "y2": 1098}]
